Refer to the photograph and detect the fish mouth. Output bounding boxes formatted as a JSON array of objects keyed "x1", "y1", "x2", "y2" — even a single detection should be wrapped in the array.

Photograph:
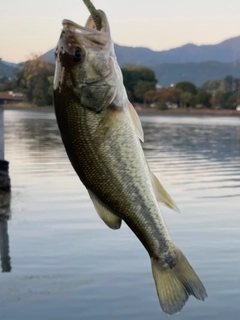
[{"x1": 62, "y1": 10, "x2": 110, "y2": 46}]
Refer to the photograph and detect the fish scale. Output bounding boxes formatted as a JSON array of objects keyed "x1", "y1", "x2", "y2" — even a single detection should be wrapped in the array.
[{"x1": 56, "y1": 85, "x2": 171, "y2": 255}]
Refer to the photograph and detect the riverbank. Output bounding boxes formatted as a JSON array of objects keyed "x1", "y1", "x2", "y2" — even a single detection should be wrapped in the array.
[
  {"x1": 3, "y1": 104, "x2": 240, "y2": 117},
  {"x1": 3, "y1": 104, "x2": 54, "y2": 113},
  {"x1": 136, "y1": 106, "x2": 240, "y2": 117}
]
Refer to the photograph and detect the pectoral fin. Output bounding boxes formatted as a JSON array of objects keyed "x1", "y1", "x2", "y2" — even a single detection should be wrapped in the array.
[
  {"x1": 97, "y1": 106, "x2": 123, "y2": 141},
  {"x1": 97, "y1": 102, "x2": 143, "y2": 143},
  {"x1": 150, "y1": 171, "x2": 180, "y2": 213},
  {"x1": 128, "y1": 103, "x2": 144, "y2": 142},
  {"x1": 88, "y1": 190, "x2": 122, "y2": 230}
]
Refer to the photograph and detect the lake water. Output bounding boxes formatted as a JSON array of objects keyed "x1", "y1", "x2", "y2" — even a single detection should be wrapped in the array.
[{"x1": 0, "y1": 110, "x2": 240, "y2": 320}]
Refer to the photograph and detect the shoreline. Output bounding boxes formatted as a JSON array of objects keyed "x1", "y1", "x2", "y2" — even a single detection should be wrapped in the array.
[
  {"x1": 136, "y1": 107, "x2": 240, "y2": 117},
  {"x1": 3, "y1": 104, "x2": 240, "y2": 117},
  {"x1": 3, "y1": 105, "x2": 55, "y2": 113}
]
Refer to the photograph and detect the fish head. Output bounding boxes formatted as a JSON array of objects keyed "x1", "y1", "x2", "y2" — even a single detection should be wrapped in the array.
[{"x1": 54, "y1": 10, "x2": 126, "y2": 111}]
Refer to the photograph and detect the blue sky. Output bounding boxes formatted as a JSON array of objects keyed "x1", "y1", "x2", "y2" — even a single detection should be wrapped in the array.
[{"x1": 1, "y1": 0, "x2": 240, "y2": 62}]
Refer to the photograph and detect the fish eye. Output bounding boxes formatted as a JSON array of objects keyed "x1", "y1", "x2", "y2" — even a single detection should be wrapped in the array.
[{"x1": 74, "y1": 47, "x2": 83, "y2": 62}]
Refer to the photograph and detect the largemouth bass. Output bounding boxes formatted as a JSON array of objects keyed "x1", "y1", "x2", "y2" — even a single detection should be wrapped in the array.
[{"x1": 53, "y1": 9, "x2": 207, "y2": 315}]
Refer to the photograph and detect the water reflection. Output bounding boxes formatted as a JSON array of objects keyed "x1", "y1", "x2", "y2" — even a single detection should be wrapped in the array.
[
  {"x1": 0, "y1": 191, "x2": 11, "y2": 272},
  {"x1": 143, "y1": 122, "x2": 240, "y2": 162},
  {"x1": 1, "y1": 110, "x2": 240, "y2": 320},
  {"x1": 141, "y1": 120, "x2": 240, "y2": 201},
  {"x1": 5, "y1": 110, "x2": 240, "y2": 162},
  {"x1": 4, "y1": 110, "x2": 62, "y2": 153}
]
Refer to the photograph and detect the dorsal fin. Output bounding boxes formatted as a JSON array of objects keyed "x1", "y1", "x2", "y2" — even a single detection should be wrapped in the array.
[
  {"x1": 128, "y1": 103, "x2": 144, "y2": 142},
  {"x1": 88, "y1": 190, "x2": 122, "y2": 229}
]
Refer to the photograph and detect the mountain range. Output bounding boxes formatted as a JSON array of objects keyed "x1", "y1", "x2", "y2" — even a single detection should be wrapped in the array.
[{"x1": 1, "y1": 35, "x2": 240, "y2": 86}]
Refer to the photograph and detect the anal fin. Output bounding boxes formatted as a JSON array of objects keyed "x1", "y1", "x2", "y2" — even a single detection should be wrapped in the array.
[
  {"x1": 88, "y1": 190, "x2": 122, "y2": 230},
  {"x1": 150, "y1": 171, "x2": 180, "y2": 212}
]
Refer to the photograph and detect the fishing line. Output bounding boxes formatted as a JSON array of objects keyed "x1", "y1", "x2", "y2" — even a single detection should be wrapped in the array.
[{"x1": 83, "y1": 0, "x2": 102, "y2": 30}]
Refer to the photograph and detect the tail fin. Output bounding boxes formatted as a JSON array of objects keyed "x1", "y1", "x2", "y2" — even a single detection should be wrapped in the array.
[{"x1": 151, "y1": 249, "x2": 207, "y2": 315}]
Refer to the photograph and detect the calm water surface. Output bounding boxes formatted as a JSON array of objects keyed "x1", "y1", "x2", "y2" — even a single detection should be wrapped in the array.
[{"x1": 0, "y1": 110, "x2": 240, "y2": 320}]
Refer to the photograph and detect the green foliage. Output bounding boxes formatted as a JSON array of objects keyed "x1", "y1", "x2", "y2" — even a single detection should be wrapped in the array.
[
  {"x1": 1, "y1": 56, "x2": 55, "y2": 106},
  {"x1": 202, "y1": 75, "x2": 240, "y2": 93},
  {"x1": 26, "y1": 67, "x2": 54, "y2": 106},
  {"x1": 176, "y1": 81, "x2": 197, "y2": 95},
  {"x1": 144, "y1": 78, "x2": 238, "y2": 109},
  {"x1": 202, "y1": 76, "x2": 240, "y2": 109},
  {"x1": 180, "y1": 91, "x2": 193, "y2": 107},
  {"x1": 133, "y1": 80, "x2": 156, "y2": 101},
  {"x1": 145, "y1": 87, "x2": 182, "y2": 108},
  {"x1": 196, "y1": 89, "x2": 212, "y2": 108},
  {"x1": 214, "y1": 91, "x2": 235, "y2": 109},
  {"x1": 121, "y1": 66, "x2": 157, "y2": 102},
  {"x1": 144, "y1": 83, "x2": 213, "y2": 109}
]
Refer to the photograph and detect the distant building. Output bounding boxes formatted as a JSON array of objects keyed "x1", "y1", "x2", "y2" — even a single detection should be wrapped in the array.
[
  {"x1": 150, "y1": 103, "x2": 156, "y2": 108},
  {"x1": 0, "y1": 92, "x2": 25, "y2": 105},
  {"x1": 166, "y1": 102, "x2": 178, "y2": 109},
  {"x1": 12, "y1": 93, "x2": 23, "y2": 97}
]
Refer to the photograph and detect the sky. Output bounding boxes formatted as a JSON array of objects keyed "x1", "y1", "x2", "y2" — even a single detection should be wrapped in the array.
[{"x1": 1, "y1": 0, "x2": 240, "y2": 63}]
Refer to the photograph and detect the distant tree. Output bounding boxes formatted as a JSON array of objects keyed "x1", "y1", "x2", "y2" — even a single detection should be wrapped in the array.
[
  {"x1": 11, "y1": 54, "x2": 54, "y2": 106},
  {"x1": 145, "y1": 87, "x2": 182, "y2": 108},
  {"x1": 224, "y1": 75, "x2": 235, "y2": 91},
  {"x1": 180, "y1": 91, "x2": 193, "y2": 108},
  {"x1": 176, "y1": 81, "x2": 197, "y2": 95},
  {"x1": 144, "y1": 90, "x2": 160, "y2": 104},
  {"x1": 214, "y1": 91, "x2": 234, "y2": 109},
  {"x1": 134, "y1": 80, "x2": 156, "y2": 102},
  {"x1": 165, "y1": 88, "x2": 182, "y2": 107},
  {"x1": 122, "y1": 65, "x2": 157, "y2": 102},
  {"x1": 196, "y1": 89, "x2": 212, "y2": 108},
  {"x1": 202, "y1": 79, "x2": 221, "y2": 92},
  {"x1": 202, "y1": 76, "x2": 240, "y2": 94},
  {"x1": 27, "y1": 68, "x2": 54, "y2": 106}
]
